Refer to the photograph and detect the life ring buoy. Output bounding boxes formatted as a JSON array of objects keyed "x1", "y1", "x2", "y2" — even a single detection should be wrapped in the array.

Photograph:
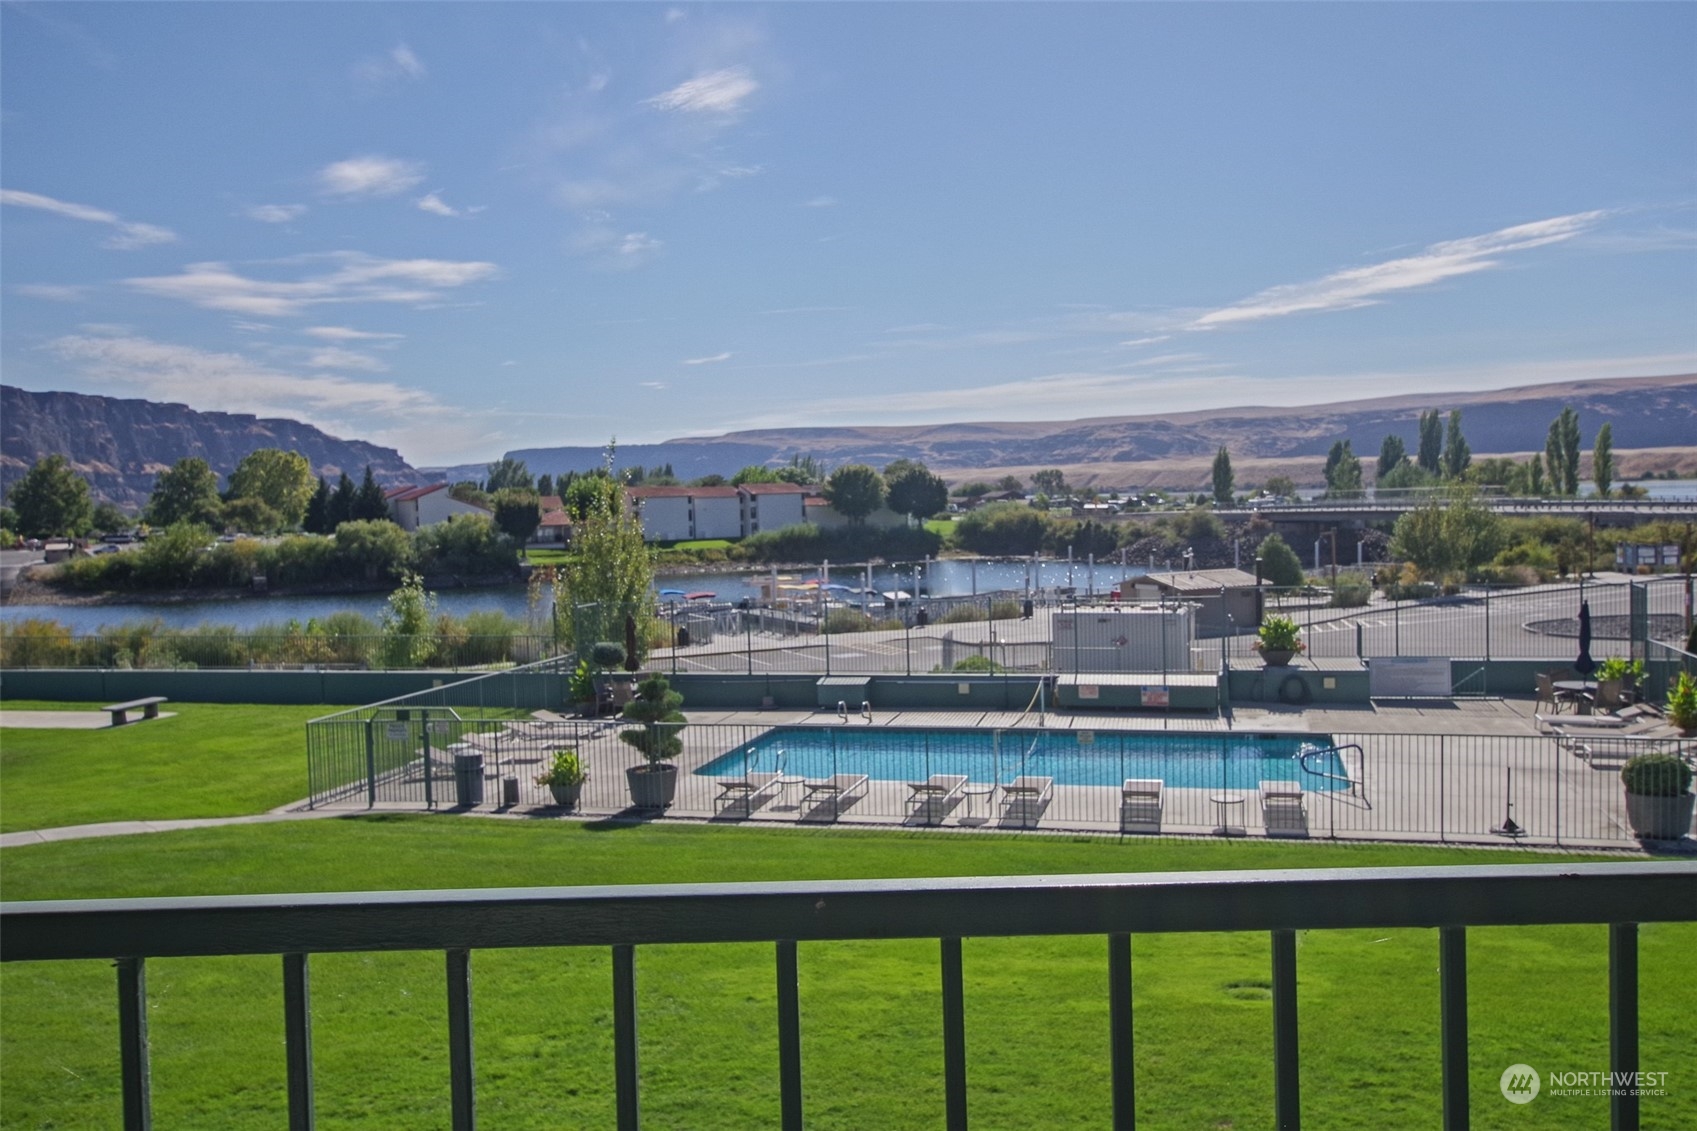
[{"x1": 1279, "y1": 674, "x2": 1312, "y2": 705}]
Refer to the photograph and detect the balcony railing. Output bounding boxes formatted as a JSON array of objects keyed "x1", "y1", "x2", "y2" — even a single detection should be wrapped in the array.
[{"x1": 3, "y1": 862, "x2": 1693, "y2": 1130}]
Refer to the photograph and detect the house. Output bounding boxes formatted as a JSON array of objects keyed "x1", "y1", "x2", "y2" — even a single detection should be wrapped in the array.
[
  {"x1": 737, "y1": 482, "x2": 808, "y2": 535},
  {"x1": 625, "y1": 485, "x2": 743, "y2": 541},
  {"x1": 384, "y1": 484, "x2": 492, "y2": 531},
  {"x1": 1128, "y1": 567, "x2": 1262, "y2": 637},
  {"x1": 534, "y1": 508, "x2": 572, "y2": 545}
]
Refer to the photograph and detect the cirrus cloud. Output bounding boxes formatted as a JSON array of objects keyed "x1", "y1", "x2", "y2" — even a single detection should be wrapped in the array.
[
  {"x1": 126, "y1": 251, "x2": 500, "y2": 317},
  {"x1": 1, "y1": 188, "x2": 177, "y2": 249},
  {"x1": 316, "y1": 156, "x2": 426, "y2": 198},
  {"x1": 645, "y1": 66, "x2": 758, "y2": 114}
]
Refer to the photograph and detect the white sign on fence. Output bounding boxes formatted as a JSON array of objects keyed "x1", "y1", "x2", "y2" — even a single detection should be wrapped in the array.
[
  {"x1": 385, "y1": 722, "x2": 408, "y2": 741},
  {"x1": 1369, "y1": 656, "x2": 1452, "y2": 698}
]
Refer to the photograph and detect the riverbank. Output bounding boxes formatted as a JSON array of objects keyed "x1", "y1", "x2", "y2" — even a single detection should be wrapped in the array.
[{"x1": 0, "y1": 567, "x2": 525, "y2": 609}]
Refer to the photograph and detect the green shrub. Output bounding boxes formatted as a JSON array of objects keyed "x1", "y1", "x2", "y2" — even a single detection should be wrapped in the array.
[
  {"x1": 954, "y1": 503, "x2": 1050, "y2": 555},
  {"x1": 950, "y1": 654, "x2": 1005, "y2": 674},
  {"x1": 1329, "y1": 575, "x2": 1371, "y2": 607},
  {"x1": 619, "y1": 675, "x2": 686, "y2": 765},
  {"x1": 822, "y1": 609, "x2": 877, "y2": 634},
  {"x1": 1256, "y1": 533, "x2": 1304, "y2": 587},
  {"x1": 590, "y1": 641, "x2": 627, "y2": 669},
  {"x1": 939, "y1": 604, "x2": 988, "y2": 624},
  {"x1": 1620, "y1": 753, "x2": 1693, "y2": 797},
  {"x1": 0, "y1": 619, "x2": 76, "y2": 667}
]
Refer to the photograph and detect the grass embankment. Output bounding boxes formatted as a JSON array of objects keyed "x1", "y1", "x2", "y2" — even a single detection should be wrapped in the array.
[
  {"x1": 0, "y1": 701, "x2": 344, "y2": 832},
  {"x1": 2, "y1": 819, "x2": 1692, "y2": 1130}
]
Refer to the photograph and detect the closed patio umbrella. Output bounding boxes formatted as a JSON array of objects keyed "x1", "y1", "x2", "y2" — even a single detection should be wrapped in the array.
[{"x1": 1574, "y1": 600, "x2": 1596, "y2": 678}]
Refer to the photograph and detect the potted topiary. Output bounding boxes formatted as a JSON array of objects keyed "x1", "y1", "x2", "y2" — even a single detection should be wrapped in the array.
[
  {"x1": 1253, "y1": 614, "x2": 1305, "y2": 667},
  {"x1": 1667, "y1": 672, "x2": 1697, "y2": 737},
  {"x1": 590, "y1": 641, "x2": 636, "y2": 711},
  {"x1": 621, "y1": 674, "x2": 685, "y2": 810},
  {"x1": 536, "y1": 748, "x2": 587, "y2": 810},
  {"x1": 1620, "y1": 752, "x2": 1694, "y2": 840}
]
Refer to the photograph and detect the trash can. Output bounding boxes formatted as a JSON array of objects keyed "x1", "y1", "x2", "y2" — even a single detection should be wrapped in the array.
[
  {"x1": 915, "y1": 607, "x2": 930, "y2": 627},
  {"x1": 1022, "y1": 599, "x2": 1035, "y2": 619},
  {"x1": 677, "y1": 625, "x2": 691, "y2": 647},
  {"x1": 453, "y1": 751, "x2": 485, "y2": 806}
]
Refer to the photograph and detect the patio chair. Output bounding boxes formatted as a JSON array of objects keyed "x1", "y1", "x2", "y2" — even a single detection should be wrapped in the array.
[
  {"x1": 1001, "y1": 775, "x2": 1054, "y2": 827},
  {"x1": 1536, "y1": 672, "x2": 1587, "y2": 714},
  {"x1": 800, "y1": 773, "x2": 869, "y2": 818},
  {"x1": 1592, "y1": 679, "x2": 1625, "y2": 714},
  {"x1": 715, "y1": 772, "x2": 783, "y2": 817},
  {"x1": 906, "y1": 774, "x2": 968, "y2": 824},
  {"x1": 1259, "y1": 780, "x2": 1308, "y2": 837},
  {"x1": 1120, "y1": 778, "x2": 1164, "y2": 833}
]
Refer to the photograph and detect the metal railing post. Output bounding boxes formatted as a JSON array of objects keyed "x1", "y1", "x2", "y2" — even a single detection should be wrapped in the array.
[
  {"x1": 613, "y1": 944, "x2": 640, "y2": 1130},
  {"x1": 117, "y1": 956, "x2": 151, "y2": 1131},
  {"x1": 1439, "y1": 927, "x2": 1468, "y2": 1131},
  {"x1": 941, "y1": 937, "x2": 968, "y2": 1130},
  {"x1": 1271, "y1": 929, "x2": 1299, "y2": 1130},
  {"x1": 446, "y1": 948, "x2": 475, "y2": 1131},
  {"x1": 283, "y1": 953, "x2": 315, "y2": 1131},
  {"x1": 776, "y1": 940, "x2": 803, "y2": 1131},
  {"x1": 1610, "y1": 923, "x2": 1639, "y2": 1131},
  {"x1": 1109, "y1": 932, "x2": 1135, "y2": 1130},
  {"x1": 364, "y1": 720, "x2": 377, "y2": 809}
]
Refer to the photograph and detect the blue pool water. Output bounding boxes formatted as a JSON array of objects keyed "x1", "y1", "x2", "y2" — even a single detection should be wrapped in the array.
[{"x1": 696, "y1": 728, "x2": 1348, "y2": 791}]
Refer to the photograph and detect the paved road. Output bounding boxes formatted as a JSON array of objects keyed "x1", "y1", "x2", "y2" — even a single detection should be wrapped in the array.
[{"x1": 0, "y1": 549, "x2": 46, "y2": 591}]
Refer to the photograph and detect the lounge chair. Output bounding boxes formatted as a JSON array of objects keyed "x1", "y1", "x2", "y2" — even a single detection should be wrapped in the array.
[
  {"x1": 1001, "y1": 775, "x2": 1054, "y2": 827},
  {"x1": 800, "y1": 773, "x2": 869, "y2": 817},
  {"x1": 907, "y1": 774, "x2": 968, "y2": 824},
  {"x1": 1120, "y1": 778, "x2": 1164, "y2": 832},
  {"x1": 1260, "y1": 780, "x2": 1308, "y2": 837},
  {"x1": 715, "y1": 771, "x2": 783, "y2": 816}
]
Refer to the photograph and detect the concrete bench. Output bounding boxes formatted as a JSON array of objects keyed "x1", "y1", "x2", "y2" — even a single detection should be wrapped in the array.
[{"x1": 104, "y1": 697, "x2": 167, "y2": 726}]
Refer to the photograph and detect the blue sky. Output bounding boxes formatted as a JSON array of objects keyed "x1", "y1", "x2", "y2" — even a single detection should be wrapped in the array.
[{"x1": 3, "y1": 3, "x2": 1693, "y2": 467}]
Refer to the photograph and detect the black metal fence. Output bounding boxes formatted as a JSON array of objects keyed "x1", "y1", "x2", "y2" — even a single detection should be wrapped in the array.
[{"x1": 4, "y1": 863, "x2": 1691, "y2": 1131}]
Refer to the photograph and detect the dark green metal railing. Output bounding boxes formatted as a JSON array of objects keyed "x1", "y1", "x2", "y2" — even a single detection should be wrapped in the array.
[{"x1": 4, "y1": 862, "x2": 1693, "y2": 1131}]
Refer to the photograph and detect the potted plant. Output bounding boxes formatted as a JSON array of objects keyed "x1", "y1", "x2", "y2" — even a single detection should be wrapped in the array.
[
  {"x1": 567, "y1": 656, "x2": 597, "y2": 717},
  {"x1": 536, "y1": 748, "x2": 587, "y2": 810},
  {"x1": 1620, "y1": 752, "x2": 1694, "y2": 840},
  {"x1": 1252, "y1": 614, "x2": 1305, "y2": 667},
  {"x1": 620, "y1": 673, "x2": 685, "y2": 809},
  {"x1": 1597, "y1": 656, "x2": 1645, "y2": 704},
  {"x1": 1667, "y1": 672, "x2": 1697, "y2": 737},
  {"x1": 591, "y1": 641, "x2": 636, "y2": 711}
]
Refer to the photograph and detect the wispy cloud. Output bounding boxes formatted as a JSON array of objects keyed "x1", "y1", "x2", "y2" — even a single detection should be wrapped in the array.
[
  {"x1": 1193, "y1": 211, "x2": 1608, "y2": 328},
  {"x1": 304, "y1": 326, "x2": 404, "y2": 342},
  {"x1": 247, "y1": 203, "x2": 306, "y2": 224},
  {"x1": 316, "y1": 156, "x2": 426, "y2": 198},
  {"x1": 416, "y1": 193, "x2": 460, "y2": 217},
  {"x1": 758, "y1": 305, "x2": 857, "y2": 316},
  {"x1": 1, "y1": 188, "x2": 177, "y2": 249},
  {"x1": 645, "y1": 66, "x2": 758, "y2": 114},
  {"x1": 13, "y1": 283, "x2": 88, "y2": 302},
  {"x1": 1118, "y1": 335, "x2": 1170, "y2": 347},
  {"x1": 641, "y1": 380, "x2": 669, "y2": 389},
  {"x1": 306, "y1": 346, "x2": 389, "y2": 373},
  {"x1": 571, "y1": 225, "x2": 664, "y2": 269},
  {"x1": 126, "y1": 252, "x2": 499, "y2": 316},
  {"x1": 354, "y1": 44, "x2": 426, "y2": 86},
  {"x1": 682, "y1": 352, "x2": 732, "y2": 365},
  {"x1": 803, "y1": 195, "x2": 838, "y2": 208}
]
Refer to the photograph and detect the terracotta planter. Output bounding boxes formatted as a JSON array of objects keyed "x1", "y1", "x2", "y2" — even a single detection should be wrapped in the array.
[
  {"x1": 1624, "y1": 791, "x2": 1694, "y2": 840},
  {"x1": 547, "y1": 782, "x2": 584, "y2": 810},
  {"x1": 627, "y1": 764, "x2": 678, "y2": 810},
  {"x1": 1259, "y1": 649, "x2": 1296, "y2": 668}
]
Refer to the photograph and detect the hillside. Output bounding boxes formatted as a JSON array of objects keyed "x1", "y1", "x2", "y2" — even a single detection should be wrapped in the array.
[
  {"x1": 0, "y1": 387, "x2": 416, "y2": 510},
  {"x1": 442, "y1": 374, "x2": 1697, "y2": 487}
]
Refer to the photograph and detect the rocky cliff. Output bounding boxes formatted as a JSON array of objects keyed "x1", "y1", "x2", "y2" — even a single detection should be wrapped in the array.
[{"x1": 1, "y1": 386, "x2": 416, "y2": 510}]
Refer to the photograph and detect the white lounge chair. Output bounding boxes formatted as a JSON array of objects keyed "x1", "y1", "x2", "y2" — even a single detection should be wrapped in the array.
[
  {"x1": 907, "y1": 774, "x2": 968, "y2": 824},
  {"x1": 800, "y1": 773, "x2": 869, "y2": 817},
  {"x1": 1120, "y1": 778, "x2": 1164, "y2": 832},
  {"x1": 1260, "y1": 780, "x2": 1308, "y2": 837},
  {"x1": 1002, "y1": 775, "x2": 1054, "y2": 827},
  {"x1": 715, "y1": 771, "x2": 783, "y2": 816}
]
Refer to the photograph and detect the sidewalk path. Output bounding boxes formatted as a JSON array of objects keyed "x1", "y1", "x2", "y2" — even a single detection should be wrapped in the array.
[{"x1": 0, "y1": 807, "x2": 344, "y2": 849}]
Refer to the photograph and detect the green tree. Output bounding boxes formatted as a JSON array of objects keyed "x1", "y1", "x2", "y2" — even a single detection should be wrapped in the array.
[
  {"x1": 1379, "y1": 461, "x2": 1434, "y2": 491},
  {"x1": 484, "y1": 456, "x2": 534, "y2": 493},
  {"x1": 303, "y1": 476, "x2": 331, "y2": 534},
  {"x1": 1442, "y1": 410, "x2": 1471, "y2": 479},
  {"x1": 1377, "y1": 434, "x2": 1406, "y2": 481},
  {"x1": 131, "y1": 521, "x2": 213, "y2": 587},
  {"x1": 1390, "y1": 486, "x2": 1504, "y2": 580},
  {"x1": 327, "y1": 473, "x2": 355, "y2": 529},
  {"x1": 1526, "y1": 455, "x2": 1546, "y2": 496},
  {"x1": 353, "y1": 466, "x2": 390, "y2": 522},
  {"x1": 91, "y1": 501, "x2": 129, "y2": 533},
  {"x1": 565, "y1": 473, "x2": 622, "y2": 521},
  {"x1": 492, "y1": 489, "x2": 542, "y2": 548},
  {"x1": 334, "y1": 519, "x2": 413, "y2": 581},
  {"x1": 730, "y1": 465, "x2": 782, "y2": 485},
  {"x1": 553, "y1": 465, "x2": 655, "y2": 653},
  {"x1": 220, "y1": 496, "x2": 282, "y2": 534},
  {"x1": 1593, "y1": 422, "x2": 1614, "y2": 498},
  {"x1": 1546, "y1": 407, "x2": 1581, "y2": 495},
  {"x1": 1255, "y1": 532, "x2": 1304, "y2": 588},
  {"x1": 146, "y1": 458, "x2": 223, "y2": 528},
  {"x1": 957, "y1": 481, "x2": 993, "y2": 499},
  {"x1": 1264, "y1": 475, "x2": 1298, "y2": 499},
  {"x1": 536, "y1": 473, "x2": 554, "y2": 498},
  {"x1": 379, "y1": 572, "x2": 436, "y2": 668},
  {"x1": 1416, "y1": 410, "x2": 1443, "y2": 474},
  {"x1": 690, "y1": 473, "x2": 728, "y2": 487},
  {"x1": 885, "y1": 461, "x2": 949, "y2": 521},
  {"x1": 1210, "y1": 447, "x2": 1235, "y2": 506},
  {"x1": 226, "y1": 449, "x2": 314, "y2": 529},
  {"x1": 8, "y1": 455, "x2": 93, "y2": 539},
  {"x1": 823, "y1": 464, "x2": 885, "y2": 523},
  {"x1": 1324, "y1": 441, "x2": 1363, "y2": 497},
  {"x1": 995, "y1": 475, "x2": 1025, "y2": 493},
  {"x1": 954, "y1": 502, "x2": 1050, "y2": 555},
  {"x1": 1030, "y1": 468, "x2": 1069, "y2": 496}
]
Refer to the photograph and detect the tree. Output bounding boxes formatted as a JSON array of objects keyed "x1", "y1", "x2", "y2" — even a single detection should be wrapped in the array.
[
  {"x1": 823, "y1": 464, "x2": 885, "y2": 523},
  {"x1": 379, "y1": 572, "x2": 437, "y2": 668},
  {"x1": 1442, "y1": 410, "x2": 1471, "y2": 479},
  {"x1": 1390, "y1": 486, "x2": 1504, "y2": 580},
  {"x1": 731, "y1": 465, "x2": 783, "y2": 485},
  {"x1": 1593, "y1": 422, "x2": 1614, "y2": 498},
  {"x1": 327, "y1": 473, "x2": 355, "y2": 529},
  {"x1": 885, "y1": 461, "x2": 949, "y2": 521},
  {"x1": 995, "y1": 475, "x2": 1025, "y2": 493},
  {"x1": 1264, "y1": 475, "x2": 1297, "y2": 499},
  {"x1": 220, "y1": 496, "x2": 282, "y2": 534},
  {"x1": 954, "y1": 501, "x2": 1050, "y2": 555},
  {"x1": 492, "y1": 489, "x2": 542, "y2": 548},
  {"x1": 1324, "y1": 441, "x2": 1363, "y2": 497},
  {"x1": 303, "y1": 476, "x2": 331, "y2": 534},
  {"x1": 91, "y1": 501, "x2": 129, "y2": 533},
  {"x1": 536, "y1": 473, "x2": 554, "y2": 498},
  {"x1": 1417, "y1": 410, "x2": 1443, "y2": 474},
  {"x1": 1030, "y1": 468, "x2": 1069, "y2": 496},
  {"x1": 565, "y1": 473, "x2": 622, "y2": 521},
  {"x1": 1256, "y1": 533, "x2": 1304, "y2": 588},
  {"x1": 226, "y1": 449, "x2": 314, "y2": 529},
  {"x1": 1211, "y1": 447, "x2": 1234, "y2": 506},
  {"x1": 146, "y1": 457, "x2": 224, "y2": 528},
  {"x1": 484, "y1": 456, "x2": 534, "y2": 493},
  {"x1": 1379, "y1": 461, "x2": 1433, "y2": 491},
  {"x1": 690, "y1": 474, "x2": 728, "y2": 487},
  {"x1": 957, "y1": 481, "x2": 993, "y2": 499},
  {"x1": 1526, "y1": 455, "x2": 1546, "y2": 496},
  {"x1": 1546, "y1": 407, "x2": 1582, "y2": 495},
  {"x1": 8, "y1": 455, "x2": 93, "y2": 539},
  {"x1": 1377, "y1": 435, "x2": 1406, "y2": 481},
  {"x1": 553, "y1": 460, "x2": 655, "y2": 653},
  {"x1": 354, "y1": 466, "x2": 390, "y2": 521}
]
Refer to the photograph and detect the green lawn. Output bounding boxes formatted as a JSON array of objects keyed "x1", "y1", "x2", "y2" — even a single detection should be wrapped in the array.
[
  {"x1": 2, "y1": 818, "x2": 1692, "y2": 1130},
  {"x1": 0, "y1": 701, "x2": 344, "y2": 832}
]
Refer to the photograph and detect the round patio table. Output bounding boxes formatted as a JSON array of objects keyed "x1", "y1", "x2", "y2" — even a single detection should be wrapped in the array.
[{"x1": 1209, "y1": 792, "x2": 1247, "y2": 837}]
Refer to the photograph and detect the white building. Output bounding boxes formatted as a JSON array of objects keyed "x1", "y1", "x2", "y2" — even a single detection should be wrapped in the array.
[
  {"x1": 738, "y1": 483, "x2": 808, "y2": 535},
  {"x1": 384, "y1": 484, "x2": 492, "y2": 531},
  {"x1": 626, "y1": 485, "x2": 745, "y2": 541}
]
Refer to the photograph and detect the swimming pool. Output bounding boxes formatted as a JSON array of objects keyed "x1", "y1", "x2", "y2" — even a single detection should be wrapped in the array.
[{"x1": 696, "y1": 728, "x2": 1349, "y2": 792}]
